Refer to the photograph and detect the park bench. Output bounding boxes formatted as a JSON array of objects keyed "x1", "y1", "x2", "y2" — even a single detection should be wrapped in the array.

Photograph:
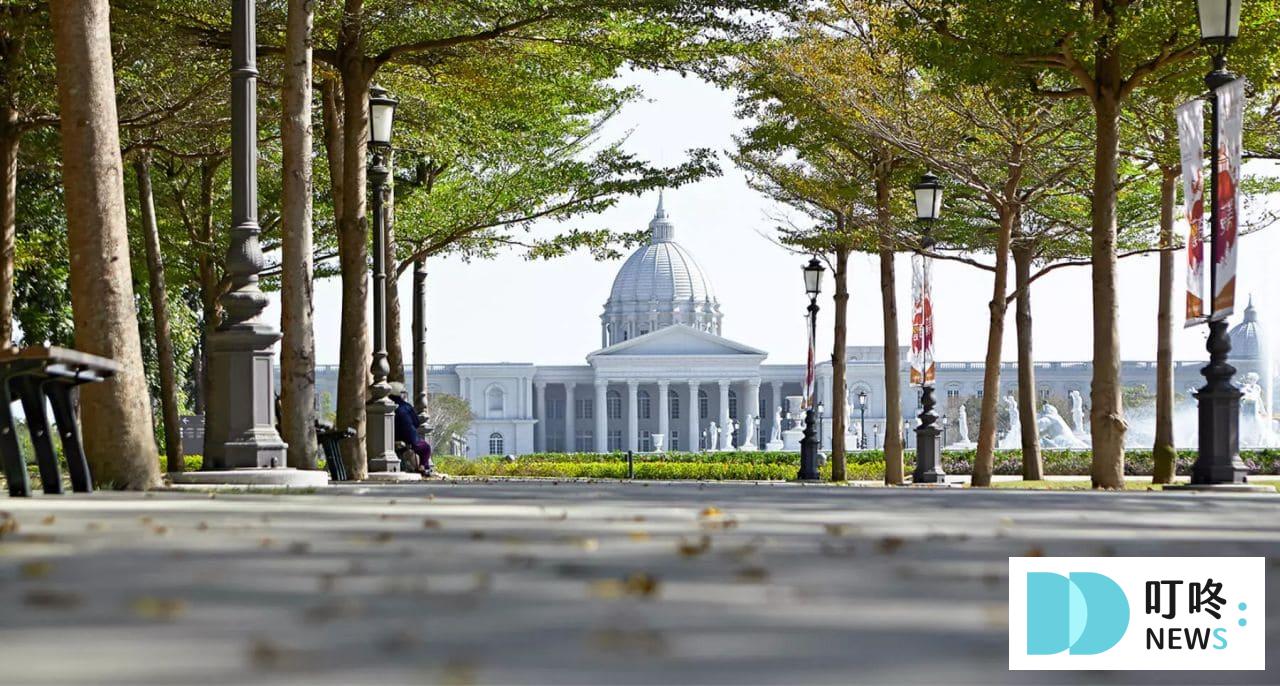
[
  {"x1": 315, "y1": 422, "x2": 353, "y2": 482},
  {"x1": 0, "y1": 346, "x2": 120, "y2": 497}
]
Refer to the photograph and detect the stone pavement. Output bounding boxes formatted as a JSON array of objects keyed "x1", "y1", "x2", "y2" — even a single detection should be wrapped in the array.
[{"x1": 0, "y1": 481, "x2": 1276, "y2": 685}]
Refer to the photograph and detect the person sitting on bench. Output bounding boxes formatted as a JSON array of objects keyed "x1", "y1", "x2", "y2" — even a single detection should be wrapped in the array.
[{"x1": 389, "y1": 383, "x2": 433, "y2": 477}]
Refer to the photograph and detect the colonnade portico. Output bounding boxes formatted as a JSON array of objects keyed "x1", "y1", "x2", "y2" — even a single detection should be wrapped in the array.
[{"x1": 531, "y1": 376, "x2": 798, "y2": 454}]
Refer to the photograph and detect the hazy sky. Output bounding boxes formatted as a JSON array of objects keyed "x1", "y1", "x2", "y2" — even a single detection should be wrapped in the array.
[{"x1": 273, "y1": 69, "x2": 1278, "y2": 368}]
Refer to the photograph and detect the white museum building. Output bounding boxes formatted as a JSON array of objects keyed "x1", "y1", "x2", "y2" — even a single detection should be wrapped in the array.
[{"x1": 394, "y1": 196, "x2": 1271, "y2": 457}]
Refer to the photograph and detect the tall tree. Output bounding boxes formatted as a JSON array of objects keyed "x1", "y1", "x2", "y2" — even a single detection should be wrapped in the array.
[
  {"x1": 50, "y1": 0, "x2": 159, "y2": 488},
  {"x1": 279, "y1": 0, "x2": 318, "y2": 470},
  {"x1": 900, "y1": 0, "x2": 1280, "y2": 488},
  {"x1": 133, "y1": 153, "x2": 183, "y2": 473}
]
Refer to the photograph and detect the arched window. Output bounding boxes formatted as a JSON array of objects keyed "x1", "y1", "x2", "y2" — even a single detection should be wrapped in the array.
[
  {"x1": 728, "y1": 389, "x2": 738, "y2": 419},
  {"x1": 486, "y1": 385, "x2": 505, "y2": 418},
  {"x1": 638, "y1": 390, "x2": 651, "y2": 419},
  {"x1": 698, "y1": 389, "x2": 709, "y2": 419},
  {"x1": 607, "y1": 390, "x2": 622, "y2": 419},
  {"x1": 669, "y1": 390, "x2": 680, "y2": 420},
  {"x1": 488, "y1": 432, "x2": 504, "y2": 455}
]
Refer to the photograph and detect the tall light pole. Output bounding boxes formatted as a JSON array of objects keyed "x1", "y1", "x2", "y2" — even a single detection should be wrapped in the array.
[
  {"x1": 911, "y1": 172, "x2": 946, "y2": 483},
  {"x1": 1190, "y1": 0, "x2": 1248, "y2": 486},
  {"x1": 365, "y1": 86, "x2": 415, "y2": 479},
  {"x1": 857, "y1": 390, "x2": 867, "y2": 450},
  {"x1": 799, "y1": 257, "x2": 824, "y2": 480},
  {"x1": 202, "y1": 0, "x2": 287, "y2": 472}
]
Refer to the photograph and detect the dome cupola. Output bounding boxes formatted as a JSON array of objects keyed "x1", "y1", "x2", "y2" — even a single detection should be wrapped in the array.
[
  {"x1": 1229, "y1": 295, "x2": 1265, "y2": 360},
  {"x1": 600, "y1": 193, "x2": 722, "y2": 347}
]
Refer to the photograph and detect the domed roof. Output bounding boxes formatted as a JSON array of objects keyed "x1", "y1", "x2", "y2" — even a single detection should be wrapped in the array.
[
  {"x1": 1229, "y1": 296, "x2": 1265, "y2": 360},
  {"x1": 599, "y1": 193, "x2": 723, "y2": 347},
  {"x1": 606, "y1": 194, "x2": 717, "y2": 306}
]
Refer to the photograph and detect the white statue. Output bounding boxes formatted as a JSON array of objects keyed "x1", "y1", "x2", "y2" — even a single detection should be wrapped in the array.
[
  {"x1": 1069, "y1": 390, "x2": 1086, "y2": 437},
  {"x1": 770, "y1": 408, "x2": 782, "y2": 443},
  {"x1": 724, "y1": 420, "x2": 738, "y2": 450},
  {"x1": 741, "y1": 415, "x2": 758, "y2": 450},
  {"x1": 1037, "y1": 403, "x2": 1087, "y2": 449},
  {"x1": 998, "y1": 395, "x2": 1022, "y2": 450},
  {"x1": 956, "y1": 404, "x2": 970, "y2": 444},
  {"x1": 1005, "y1": 394, "x2": 1019, "y2": 429},
  {"x1": 707, "y1": 422, "x2": 719, "y2": 451},
  {"x1": 652, "y1": 433, "x2": 665, "y2": 453}
]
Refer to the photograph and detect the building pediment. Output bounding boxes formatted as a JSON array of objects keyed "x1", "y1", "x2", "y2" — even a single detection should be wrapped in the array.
[{"x1": 587, "y1": 324, "x2": 767, "y2": 359}]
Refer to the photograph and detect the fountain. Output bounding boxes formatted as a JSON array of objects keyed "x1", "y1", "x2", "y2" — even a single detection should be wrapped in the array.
[
  {"x1": 1037, "y1": 403, "x2": 1088, "y2": 449},
  {"x1": 781, "y1": 396, "x2": 805, "y2": 452}
]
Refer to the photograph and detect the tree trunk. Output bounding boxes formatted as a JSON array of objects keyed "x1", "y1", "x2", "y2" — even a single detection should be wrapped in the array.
[
  {"x1": 831, "y1": 242, "x2": 849, "y2": 481},
  {"x1": 1013, "y1": 240, "x2": 1043, "y2": 480},
  {"x1": 50, "y1": 0, "x2": 160, "y2": 489},
  {"x1": 334, "y1": 14, "x2": 372, "y2": 480},
  {"x1": 385, "y1": 150, "x2": 405, "y2": 384},
  {"x1": 875, "y1": 172, "x2": 903, "y2": 485},
  {"x1": 1152, "y1": 168, "x2": 1178, "y2": 484},
  {"x1": 279, "y1": 0, "x2": 318, "y2": 470},
  {"x1": 320, "y1": 77, "x2": 344, "y2": 223},
  {"x1": 973, "y1": 207, "x2": 1015, "y2": 487},
  {"x1": 412, "y1": 256, "x2": 429, "y2": 420},
  {"x1": 0, "y1": 119, "x2": 16, "y2": 348},
  {"x1": 133, "y1": 155, "x2": 183, "y2": 473},
  {"x1": 196, "y1": 158, "x2": 223, "y2": 468},
  {"x1": 1089, "y1": 87, "x2": 1127, "y2": 489}
]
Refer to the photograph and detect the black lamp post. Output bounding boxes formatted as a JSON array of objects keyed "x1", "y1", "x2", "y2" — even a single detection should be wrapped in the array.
[
  {"x1": 857, "y1": 390, "x2": 868, "y2": 449},
  {"x1": 799, "y1": 257, "x2": 824, "y2": 480},
  {"x1": 1190, "y1": 0, "x2": 1248, "y2": 486},
  {"x1": 365, "y1": 85, "x2": 408, "y2": 477},
  {"x1": 911, "y1": 172, "x2": 946, "y2": 483}
]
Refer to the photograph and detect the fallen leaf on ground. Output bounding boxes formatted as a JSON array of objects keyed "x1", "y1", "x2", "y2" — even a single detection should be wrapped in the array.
[
  {"x1": 628, "y1": 531, "x2": 651, "y2": 542},
  {"x1": 1024, "y1": 546, "x2": 1044, "y2": 557},
  {"x1": 701, "y1": 518, "x2": 738, "y2": 530},
  {"x1": 303, "y1": 598, "x2": 363, "y2": 623},
  {"x1": 677, "y1": 535, "x2": 711, "y2": 557},
  {"x1": 878, "y1": 537, "x2": 905, "y2": 554},
  {"x1": 699, "y1": 506, "x2": 723, "y2": 518},
  {"x1": 0, "y1": 514, "x2": 17, "y2": 539},
  {"x1": 40, "y1": 515, "x2": 55, "y2": 526},
  {"x1": 130, "y1": 596, "x2": 187, "y2": 621},
  {"x1": 20, "y1": 561, "x2": 53, "y2": 579},
  {"x1": 422, "y1": 518, "x2": 442, "y2": 529},
  {"x1": 562, "y1": 536, "x2": 598, "y2": 551},
  {"x1": 23, "y1": 588, "x2": 82, "y2": 609},
  {"x1": 589, "y1": 572, "x2": 660, "y2": 599},
  {"x1": 288, "y1": 542, "x2": 311, "y2": 555},
  {"x1": 736, "y1": 566, "x2": 770, "y2": 582},
  {"x1": 153, "y1": 526, "x2": 170, "y2": 536},
  {"x1": 372, "y1": 531, "x2": 394, "y2": 544},
  {"x1": 823, "y1": 524, "x2": 850, "y2": 537}
]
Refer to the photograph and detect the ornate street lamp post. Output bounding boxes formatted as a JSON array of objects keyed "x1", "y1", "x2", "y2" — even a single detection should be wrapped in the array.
[
  {"x1": 1190, "y1": 0, "x2": 1248, "y2": 486},
  {"x1": 799, "y1": 257, "x2": 824, "y2": 480},
  {"x1": 857, "y1": 390, "x2": 868, "y2": 449},
  {"x1": 911, "y1": 172, "x2": 946, "y2": 483},
  {"x1": 365, "y1": 86, "x2": 416, "y2": 479}
]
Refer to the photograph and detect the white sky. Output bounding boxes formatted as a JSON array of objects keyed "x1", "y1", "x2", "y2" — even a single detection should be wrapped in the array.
[{"x1": 279, "y1": 70, "x2": 1279, "y2": 368}]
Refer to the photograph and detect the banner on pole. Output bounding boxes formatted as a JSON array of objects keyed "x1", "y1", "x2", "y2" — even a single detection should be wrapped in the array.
[
  {"x1": 1176, "y1": 98, "x2": 1207, "y2": 327},
  {"x1": 1212, "y1": 79, "x2": 1244, "y2": 321},
  {"x1": 910, "y1": 254, "x2": 935, "y2": 387}
]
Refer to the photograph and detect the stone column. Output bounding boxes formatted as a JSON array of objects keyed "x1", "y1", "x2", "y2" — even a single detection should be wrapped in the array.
[
  {"x1": 534, "y1": 381, "x2": 546, "y2": 453},
  {"x1": 626, "y1": 380, "x2": 639, "y2": 453},
  {"x1": 771, "y1": 382, "x2": 783, "y2": 443},
  {"x1": 657, "y1": 380, "x2": 669, "y2": 452},
  {"x1": 718, "y1": 379, "x2": 732, "y2": 450},
  {"x1": 563, "y1": 382, "x2": 575, "y2": 453},
  {"x1": 745, "y1": 379, "x2": 761, "y2": 449},
  {"x1": 594, "y1": 380, "x2": 608, "y2": 453},
  {"x1": 820, "y1": 373, "x2": 834, "y2": 450},
  {"x1": 687, "y1": 380, "x2": 700, "y2": 452}
]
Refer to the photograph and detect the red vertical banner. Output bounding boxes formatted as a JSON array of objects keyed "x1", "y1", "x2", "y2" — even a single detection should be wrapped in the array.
[
  {"x1": 910, "y1": 254, "x2": 935, "y2": 387},
  {"x1": 1176, "y1": 98, "x2": 1206, "y2": 326},
  {"x1": 1212, "y1": 78, "x2": 1244, "y2": 321}
]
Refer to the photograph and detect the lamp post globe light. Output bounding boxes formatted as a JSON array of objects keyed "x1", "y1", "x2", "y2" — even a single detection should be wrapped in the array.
[
  {"x1": 857, "y1": 390, "x2": 868, "y2": 450},
  {"x1": 1184, "y1": 1, "x2": 1251, "y2": 488},
  {"x1": 364, "y1": 86, "x2": 417, "y2": 481},
  {"x1": 911, "y1": 172, "x2": 947, "y2": 484},
  {"x1": 799, "y1": 257, "x2": 824, "y2": 480}
]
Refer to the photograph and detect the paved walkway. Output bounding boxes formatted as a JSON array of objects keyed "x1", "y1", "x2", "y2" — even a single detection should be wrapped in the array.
[{"x1": 0, "y1": 481, "x2": 1276, "y2": 685}]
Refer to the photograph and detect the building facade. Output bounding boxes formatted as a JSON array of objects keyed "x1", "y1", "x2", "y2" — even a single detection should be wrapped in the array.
[{"x1": 313, "y1": 196, "x2": 1270, "y2": 457}]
